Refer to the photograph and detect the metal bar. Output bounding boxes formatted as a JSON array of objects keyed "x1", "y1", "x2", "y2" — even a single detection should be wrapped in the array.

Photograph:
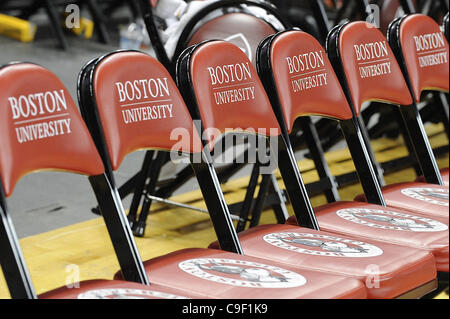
[
  {"x1": 356, "y1": 116, "x2": 386, "y2": 187},
  {"x1": 133, "y1": 151, "x2": 167, "y2": 237},
  {"x1": 89, "y1": 174, "x2": 149, "y2": 285},
  {"x1": 144, "y1": 193, "x2": 243, "y2": 222},
  {"x1": 0, "y1": 193, "x2": 37, "y2": 299},
  {"x1": 86, "y1": 0, "x2": 111, "y2": 44},
  {"x1": 277, "y1": 134, "x2": 320, "y2": 230},
  {"x1": 308, "y1": 0, "x2": 331, "y2": 44},
  {"x1": 399, "y1": 104, "x2": 444, "y2": 185},
  {"x1": 127, "y1": 150, "x2": 155, "y2": 229},
  {"x1": 249, "y1": 172, "x2": 272, "y2": 228},
  {"x1": 236, "y1": 163, "x2": 261, "y2": 232},
  {"x1": 436, "y1": 92, "x2": 450, "y2": 140},
  {"x1": 268, "y1": 174, "x2": 289, "y2": 224},
  {"x1": 399, "y1": 0, "x2": 416, "y2": 13},
  {"x1": 299, "y1": 117, "x2": 340, "y2": 202},
  {"x1": 191, "y1": 151, "x2": 243, "y2": 254},
  {"x1": 340, "y1": 118, "x2": 386, "y2": 206},
  {"x1": 44, "y1": 0, "x2": 69, "y2": 50}
]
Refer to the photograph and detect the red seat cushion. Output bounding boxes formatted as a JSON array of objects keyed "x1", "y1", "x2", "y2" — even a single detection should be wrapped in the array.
[
  {"x1": 119, "y1": 248, "x2": 367, "y2": 299},
  {"x1": 416, "y1": 168, "x2": 449, "y2": 187},
  {"x1": 210, "y1": 223, "x2": 437, "y2": 298},
  {"x1": 39, "y1": 279, "x2": 201, "y2": 299},
  {"x1": 355, "y1": 182, "x2": 449, "y2": 219},
  {"x1": 286, "y1": 201, "x2": 448, "y2": 272}
]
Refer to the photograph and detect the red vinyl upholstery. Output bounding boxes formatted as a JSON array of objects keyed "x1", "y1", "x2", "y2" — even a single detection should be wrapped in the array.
[
  {"x1": 0, "y1": 63, "x2": 105, "y2": 197},
  {"x1": 92, "y1": 51, "x2": 202, "y2": 170},
  {"x1": 268, "y1": 30, "x2": 353, "y2": 133},
  {"x1": 39, "y1": 280, "x2": 202, "y2": 299},
  {"x1": 334, "y1": 22, "x2": 448, "y2": 219},
  {"x1": 337, "y1": 21, "x2": 413, "y2": 115},
  {"x1": 189, "y1": 41, "x2": 281, "y2": 150},
  {"x1": 355, "y1": 182, "x2": 449, "y2": 220},
  {"x1": 396, "y1": 14, "x2": 449, "y2": 103},
  {"x1": 286, "y1": 201, "x2": 448, "y2": 272},
  {"x1": 91, "y1": 50, "x2": 369, "y2": 299},
  {"x1": 186, "y1": 40, "x2": 438, "y2": 298},
  {"x1": 118, "y1": 248, "x2": 367, "y2": 299}
]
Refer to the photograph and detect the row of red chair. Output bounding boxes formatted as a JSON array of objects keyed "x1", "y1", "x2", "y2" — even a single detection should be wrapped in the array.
[{"x1": 0, "y1": 13, "x2": 448, "y2": 299}]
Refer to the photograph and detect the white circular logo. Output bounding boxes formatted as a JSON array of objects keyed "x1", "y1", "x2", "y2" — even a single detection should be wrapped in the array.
[
  {"x1": 263, "y1": 232, "x2": 383, "y2": 257},
  {"x1": 77, "y1": 288, "x2": 188, "y2": 299},
  {"x1": 400, "y1": 187, "x2": 449, "y2": 207},
  {"x1": 178, "y1": 258, "x2": 307, "y2": 289},
  {"x1": 336, "y1": 208, "x2": 448, "y2": 232}
]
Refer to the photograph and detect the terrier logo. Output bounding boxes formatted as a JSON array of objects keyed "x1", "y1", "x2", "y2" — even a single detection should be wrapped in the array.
[
  {"x1": 336, "y1": 208, "x2": 448, "y2": 232},
  {"x1": 178, "y1": 258, "x2": 307, "y2": 288},
  {"x1": 78, "y1": 288, "x2": 188, "y2": 299},
  {"x1": 263, "y1": 232, "x2": 383, "y2": 257},
  {"x1": 400, "y1": 187, "x2": 449, "y2": 207}
]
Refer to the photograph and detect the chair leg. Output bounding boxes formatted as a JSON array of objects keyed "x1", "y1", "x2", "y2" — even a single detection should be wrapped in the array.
[
  {"x1": 127, "y1": 150, "x2": 155, "y2": 229},
  {"x1": 44, "y1": 0, "x2": 69, "y2": 50},
  {"x1": 341, "y1": 118, "x2": 386, "y2": 206},
  {"x1": 191, "y1": 151, "x2": 243, "y2": 255},
  {"x1": 276, "y1": 134, "x2": 320, "y2": 230},
  {"x1": 85, "y1": 0, "x2": 111, "y2": 44},
  {"x1": 236, "y1": 163, "x2": 260, "y2": 232},
  {"x1": 399, "y1": 104, "x2": 444, "y2": 185},
  {"x1": 89, "y1": 174, "x2": 149, "y2": 285},
  {"x1": 133, "y1": 152, "x2": 167, "y2": 237},
  {"x1": 300, "y1": 117, "x2": 340, "y2": 202},
  {"x1": 0, "y1": 201, "x2": 37, "y2": 299}
]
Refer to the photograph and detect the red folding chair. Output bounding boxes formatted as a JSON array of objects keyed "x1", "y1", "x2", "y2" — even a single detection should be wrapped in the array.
[
  {"x1": 387, "y1": 13, "x2": 449, "y2": 186},
  {"x1": 175, "y1": 39, "x2": 438, "y2": 298},
  {"x1": 255, "y1": 29, "x2": 447, "y2": 290},
  {"x1": 78, "y1": 50, "x2": 367, "y2": 299},
  {"x1": 326, "y1": 21, "x2": 449, "y2": 219},
  {"x1": 0, "y1": 62, "x2": 206, "y2": 299}
]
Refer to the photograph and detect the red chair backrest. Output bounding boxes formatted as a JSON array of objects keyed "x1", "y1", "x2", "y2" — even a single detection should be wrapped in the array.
[
  {"x1": 336, "y1": 21, "x2": 413, "y2": 115},
  {"x1": 188, "y1": 41, "x2": 281, "y2": 150},
  {"x1": 91, "y1": 51, "x2": 202, "y2": 170},
  {"x1": 188, "y1": 13, "x2": 277, "y2": 65},
  {"x1": 396, "y1": 14, "x2": 449, "y2": 102},
  {"x1": 268, "y1": 30, "x2": 353, "y2": 133},
  {"x1": 0, "y1": 63, "x2": 104, "y2": 197}
]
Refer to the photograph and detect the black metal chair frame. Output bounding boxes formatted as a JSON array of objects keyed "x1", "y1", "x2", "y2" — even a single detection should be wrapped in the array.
[
  {"x1": 111, "y1": 0, "x2": 341, "y2": 238},
  {"x1": 326, "y1": 21, "x2": 444, "y2": 187},
  {"x1": 0, "y1": 61, "x2": 149, "y2": 299}
]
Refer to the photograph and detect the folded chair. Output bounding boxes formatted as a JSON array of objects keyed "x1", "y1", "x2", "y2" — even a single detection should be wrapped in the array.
[
  {"x1": 387, "y1": 13, "x2": 449, "y2": 186},
  {"x1": 0, "y1": 61, "x2": 210, "y2": 299},
  {"x1": 325, "y1": 21, "x2": 449, "y2": 219},
  {"x1": 255, "y1": 29, "x2": 448, "y2": 291},
  {"x1": 78, "y1": 50, "x2": 367, "y2": 299},
  {"x1": 176, "y1": 39, "x2": 439, "y2": 298}
]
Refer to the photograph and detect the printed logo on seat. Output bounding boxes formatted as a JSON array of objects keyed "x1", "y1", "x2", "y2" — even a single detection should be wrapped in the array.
[
  {"x1": 178, "y1": 258, "x2": 306, "y2": 288},
  {"x1": 78, "y1": 288, "x2": 188, "y2": 299},
  {"x1": 263, "y1": 232, "x2": 383, "y2": 257},
  {"x1": 400, "y1": 187, "x2": 449, "y2": 207},
  {"x1": 336, "y1": 208, "x2": 448, "y2": 232}
]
